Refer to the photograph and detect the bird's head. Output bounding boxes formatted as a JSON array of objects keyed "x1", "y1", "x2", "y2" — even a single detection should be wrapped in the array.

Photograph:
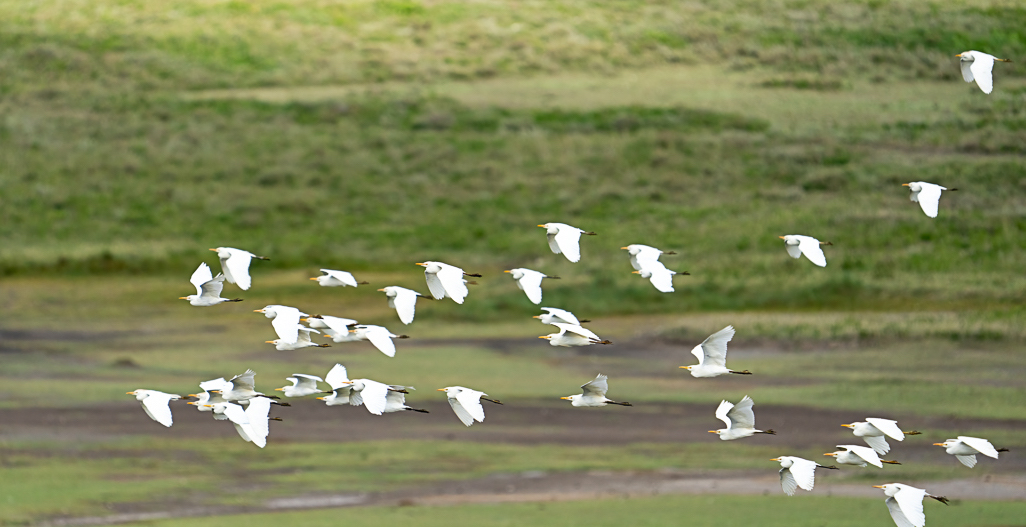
[
  {"x1": 538, "y1": 335, "x2": 552, "y2": 340},
  {"x1": 903, "y1": 182, "x2": 922, "y2": 192},
  {"x1": 823, "y1": 452, "x2": 839, "y2": 457},
  {"x1": 841, "y1": 423, "x2": 856, "y2": 429},
  {"x1": 708, "y1": 429, "x2": 723, "y2": 435},
  {"x1": 538, "y1": 223, "x2": 558, "y2": 234},
  {"x1": 779, "y1": 235, "x2": 798, "y2": 245},
  {"x1": 933, "y1": 440, "x2": 956, "y2": 447},
  {"x1": 560, "y1": 395, "x2": 579, "y2": 402},
  {"x1": 179, "y1": 295, "x2": 195, "y2": 301},
  {"x1": 209, "y1": 247, "x2": 230, "y2": 258},
  {"x1": 678, "y1": 366, "x2": 692, "y2": 371}
]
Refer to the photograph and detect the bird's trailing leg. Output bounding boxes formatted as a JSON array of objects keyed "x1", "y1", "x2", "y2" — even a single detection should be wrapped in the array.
[
  {"x1": 578, "y1": 319, "x2": 591, "y2": 323},
  {"x1": 591, "y1": 339, "x2": 613, "y2": 345},
  {"x1": 465, "y1": 273, "x2": 483, "y2": 278},
  {"x1": 547, "y1": 276, "x2": 561, "y2": 279},
  {"x1": 729, "y1": 369, "x2": 753, "y2": 375},
  {"x1": 270, "y1": 417, "x2": 284, "y2": 421},
  {"x1": 276, "y1": 402, "x2": 291, "y2": 407},
  {"x1": 227, "y1": 298, "x2": 244, "y2": 302},
  {"x1": 406, "y1": 407, "x2": 430, "y2": 413},
  {"x1": 316, "y1": 343, "x2": 331, "y2": 348},
  {"x1": 357, "y1": 281, "x2": 370, "y2": 285},
  {"x1": 254, "y1": 255, "x2": 271, "y2": 260},
  {"x1": 482, "y1": 397, "x2": 504, "y2": 405},
  {"x1": 679, "y1": 271, "x2": 691, "y2": 275},
  {"x1": 820, "y1": 241, "x2": 833, "y2": 246},
  {"x1": 821, "y1": 465, "x2": 840, "y2": 470},
  {"x1": 929, "y1": 495, "x2": 950, "y2": 505},
  {"x1": 881, "y1": 459, "x2": 902, "y2": 465},
  {"x1": 397, "y1": 335, "x2": 411, "y2": 339},
  {"x1": 610, "y1": 401, "x2": 632, "y2": 407},
  {"x1": 903, "y1": 430, "x2": 922, "y2": 436},
  {"x1": 758, "y1": 429, "x2": 777, "y2": 435},
  {"x1": 997, "y1": 448, "x2": 1010, "y2": 453},
  {"x1": 583, "y1": 231, "x2": 597, "y2": 235},
  {"x1": 388, "y1": 388, "x2": 410, "y2": 394}
]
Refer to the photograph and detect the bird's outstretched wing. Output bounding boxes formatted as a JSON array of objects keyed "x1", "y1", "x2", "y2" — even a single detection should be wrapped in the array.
[
  {"x1": 293, "y1": 374, "x2": 323, "y2": 391},
  {"x1": 960, "y1": 58, "x2": 975, "y2": 83},
  {"x1": 642, "y1": 261, "x2": 675, "y2": 292},
  {"x1": 955, "y1": 454, "x2": 978, "y2": 468},
  {"x1": 190, "y1": 263, "x2": 213, "y2": 295},
  {"x1": 797, "y1": 237, "x2": 827, "y2": 267},
  {"x1": 230, "y1": 369, "x2": 257, "y2": 391},
  {"x1": 518, "y1": 270, "x2": 545, "y2": 304},
  {"x1": 357, "y1": 380, "x2": 390, "y2": 415},
  {"x1": 553, "y1": 227, "x2": 583, "y2": 262},
  {"x1": 915, "y1": 183, "x2": 944, "y2": 218},
  {"x1": 141, "y1": 392, "x2": 176, "y2": 427},
  {"x1": 541, "y1": 307, "x2": 580, "y2": 325},
  {"x1": 424, "y1": 270, "x2": 447, "y2": 300},
  {"x1": 270, "y1": 307, "x2": 303, "y2": 343},
  {"x1": 779, "y1": 467, "x2": 798, "y2": 496},
  {"x1": 392, "y1": 288, "x2": 419, "y2": 324},
  {"x1": 361, "y1": 326, "x2": 397, "y2": 357},
  {"x1": 893, "y1": 486, "x2": 927, "y2": 527},
  {"x1": 970, "y1": 54, "x2": 996, "y2": 94},
  {"x1": 843, "y1": 444, "x2": 883, "y2": 468},
  {"x1": 436, "y1": 265, "x2": 469, "y2": 304},
  {"x1": 323, "y1": 269, "x2": 358, "y2": 287},
  {"x1": 201, "y1": 273, "x2": 227, "y2": 298},
  {"x1": 885, "y1": 497, "x2": 917, "y2": 527},
  {"x1": 714, "y1": 400, "x2": 735, "y2": 429},
  {"x1": 320, "y1": 316, "x2": 358, "y2": 336},
  {"x1": 864, "y1": 435, "x2": 891, "y2": 455},
  {"x1": 244, "y1": 397, "x2": 273, "y2": 448},
  {"x1": 553, "y1": 323, "x2": 601, "y2": 342},
  {"x1": 448, "y1": 398, "x2": 476, "y2": 426},
  {"x1": 696, "y1": 325, "x2": 735, "y2": 368},
  {"x1": 224, "y1": 251, "x2": 254, "y2": 290},
  {"x1": 324, "y1": 364, "x2": 349, "y2": 389},
  {"x1": 958, "y1": 436, "x2": 999, "y2": 459},
  {"x1": 726, "y1": 395, "x2": 755, "y2": 429},
  {"x1": 581, "y1": 374, "x2": 609, "y2": 397},
  {"x1": 866, "y1": 418, "x2": 905, "y2": 441},
  {"x1": 200, "y1": 377, "x2": 231, "y2": 393},
  {"x1": 455, "y1": 389, "x2": 486, "y2": 423},
  {"x1": 629, "y1": 245, "x2": 663, "y2": 271},
  {"x1": 787, "y1": 458, "x2": 818, "y2": 491}
]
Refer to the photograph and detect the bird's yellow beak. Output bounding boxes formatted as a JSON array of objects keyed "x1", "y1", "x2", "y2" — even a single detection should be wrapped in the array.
[
  {"x1": 437, "y1": 388, "x2": 447, "y2": 391},
  {"x1": 537, "y1": 224, "x2": 547, "y2": 228},
  {"x1": 125, "y1": 391, "x2": 134, "y2": 394},
  {"x1": 708, "y1": 430, "x2": 718, "y2": 433},
  {"x1": 415, "y1": 263, "x2": 426, "y2": 266},
  {"x1": 841, "y1": 424, "x2": 854, "y2": 428},
  {"x1": 778, "y1": 236, "x2": 786, "y2": 239},
  {"x1": 187, "y1": 394, "x2": 198, "y2": 397},
  {"x1": 955, "y1": 53, "x2": 963, "y2": 57},
  {"x1": 678, "y1": 366, "x2": 690, "y2": 370},
  {"x1": 309, "y1": 277, "x2": 319, "y2": 280},
  {"x1": 769, "y1": 458, "x2": 780, "y2": 461},
  {"x1": 902, "y1": 183, "x2": 910, "y2": 187},
  {"x1": 187, "y1": 401, "x2": 197, "y2": 405},
  {"x1": 538, "y1": 336, "x2": 550, "y2": 339},
  {"x1": 254, "y1": 309, "x2": 265, "y2": 313},
  {"x1": 274, "y1": 388, "x2": 283, "y2": 391},
  {"x1": 932, "y1": 443, "x2": 946, "y2": 446},
  {"x1": 211, "y1": 391, "x2": 221, "y2": 394},
  {"x1": 208, "y1": 248, "x2": 218, "y2": 252},
  {"x1": 823, "y1": 453, "x2": 836, "y2": 456},
  {"x1": 620, "y1": 247, "x2": 629, "y2": 250},
  {"x1": 631, "y1": 271, "x2": 640, "y2": 274},
  {"x1": 503, "y1": 270, "x2": 511, "y2": 273},
  {"x1": 265, "y1": 340, "x2": 275, "y2": 344},
  {"x1": 316, "y1": 397, "x2": 325, "y2": 400},
  {"x1": 560, "y1": 396, "x2": 570, "y2": 400},
  {"x1": 178, "y1": 297, "x2": 188, "y2": 299},
  {"x1": 300, "y1": 318, "x2": 308, "y2": 322},
  {"x1": 532, "y1": 315, "x2": 541, "y2": 319},
  {"x1": 872, "y1": 485, "x2": 886, "y2": 489}
]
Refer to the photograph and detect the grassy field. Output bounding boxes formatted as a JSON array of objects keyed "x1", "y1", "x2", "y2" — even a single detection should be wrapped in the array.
[{"x1": 2, "y1": 1, "x2": 1025, "y2": 525}]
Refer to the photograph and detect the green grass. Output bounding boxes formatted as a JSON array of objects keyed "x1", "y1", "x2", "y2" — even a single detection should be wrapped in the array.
[{"x1": 124, "y1": 494, "x2": 1026, "y2": 527}]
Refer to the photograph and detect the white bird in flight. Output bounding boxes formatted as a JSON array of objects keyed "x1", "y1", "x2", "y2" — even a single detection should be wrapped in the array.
[
  {"x1": 180, "y1": 263, "x2": 242, "y2": 306},
  {"x1": 873, "y1": 483, "x2": 949, "y2": 527},
  {"x1": 126, "y1": 389, "x2": 181, "y2": 427},
  {"x1": 209, "y1": 247, "x2": 268, "y2": 291},
  {"x1": 339, "y1": 379, "x2": 408, "y2": 415},
  {"x1": 275, "y1": 374, "x2": 324, "y2": 397},
  {"x1": 710, "y1": 395, "x2": 775, "y2": 440},
  {"x1": 383, "y1": 387, "x2": 429, "y2": 414},
  {"x1": 539, "y1": 323, "x2": 611, "y2": 347},
  {"x1": 824, "y1": 444, "x2": 901, "y2": 468},
  {"x1": 255, "y1": 305, "x2": 307, "y2": 344},
  {"x1": 632, "y1": 260, "x2": 687, "y2": 293},
  {"x1": 187, "y1": 378, "x2": 232, "y2": 420},
  {"x1": 533, "y1": 307, "x2": 588, "y2": 325},
  {"x1": 310, "y1": 268, "x2": 367, "y2": 287},
  {"x1": 438, "y1": 386, "x2": 503, "y2": 426},
  {"x1": 770, "y1": 456, "x2": 837, "y2": 496},
  {"x1": 378, "y1": 286, "x2": 426, "y2": 324},
  {"x1": 317, "y1": 364, "x2": 353, "y2": 406},
  {"x1": 957, "y1": 50, "x2": 1011, "y2": 94},
  {"x1": 304, "y1": 315, "x2": 360, "y2": 342},
  {"x1": 933, "y1": 436, "x2": 1006, "y2": 468},
  {"x1": 779, "y1": 235, "x2": 831, "y2": 267},
  {"x1": 266, "y1": 327, "x2": 330, "y2": 351},
  {"x1": 217, "y1": 369, "x2": 270, "y2": 404},
  {"x1": 842, "y1": 418, "x2": 920, "y2": 455},
  {"x1": 621, "y1": 244, "x2": 676, "y2": 271},
  {"x1": 349, "y1": 324, "x2": 408, "y2": 357},
  {"x1": 903, "y1": 182, "x2": 956, "y2": 218},
  {"x1": 539, "y1": 222, "x2": 596, "y2": 263},
  {"x1": 416, "y1": 261, "x2": 480, "y2": 304},
  {"x1": 679, "y1": 325, "x2": 751, "y2": 377},
  {"x1": 505, "y1": 268, "x2": 559, "y2": 304},
  {"x1": 561, "y1": 374, "x2": 632, "y2": 407}
]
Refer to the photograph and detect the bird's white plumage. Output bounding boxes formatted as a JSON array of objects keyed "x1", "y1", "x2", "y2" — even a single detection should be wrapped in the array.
[
  {"x1": 957, "y1": 436, "x2": 1000, "y2": 459},
  {"x1": 542, "y1": 323, "x2": 607, "y2": 347},
  {"x1": 190, "y1": 263, "x2": 213, "y2": 295},
  {"x1": 221, "y1": 369, "x2": 264, "y2": 403},
  {"x1": 905, "y1": 182, "x2": 947, "y2": 218},
  {"x1": 623, "y1": 244, "x2": 667, "y2": 271},
  {"x1": 866, "y1": 418, "x2": 905, "y2": 441},
  {"x1": 128, "y1": 390, "x2": 180, "y2": 427},
  {"x1": 561, "y1": 374, "x2": 629, "y2": 407},
  {"x1": 553, "y1": 323, "x2": 601, "y2": 342},
  {"x1": 351, "y1": 324, "x2": 401, "y2": 357},
  {"x1": 780, "y1": 235, "x2": 828, "y2": 267},
  {"x1": 581, "y1": 374, "x2": 609, "y2": 398},
  {"x1": 280, "y1": 374, "x2": 323, "y2": 397},
  {"x1": 420, "y1": 261, "x2": 470, "y2": 303},
  {"x1": 380, "y1": 286, "x2": 420, "y2": 324},
  {"x1": 712, "y1": 395, "x2": 768, "y2": 440},
  {"x1": 936, "y1": 436, "x2": 1000, "y2": 467},
  {"x1": 260, "y1": 305, "x2": 306, "y2": 343},
  {"x1": 687, "y1": 325, "x2": 735, "y2": 375},
  {"x1": 440, "y1": 386, "x2": 489, "y2": 426},
  {"x1": 348, "y1": 379, "x2": 390, "y2": 415},
  {"x1": 775, "y1": 456, "x2": 819, "y2": 496},
  {"x1": 269, "y1": 326, "x2": 324, "y2": 350},
  {"x1": 878, "y1": 484, "x2": 930, "y2": 527},
  {"x1": 634, "y1": 260, "x2": 676, "y2": 292},
  {"x1": 244, "y1": 396, "x2": 275, "y2": 448},
  {"x1": 212, "y1": 247, "x2": 262, "y2": 290},
  {"x1": 540, "y1": 223, "x2": 588, "y2": 262},
  {"x1": 536, "y1": 307, "x2": 581, "y2": 325},
  {"x1": 320, "y1": 364, "x2": 353, "y2": 406},
  {"x1": 832, "y1": 444, "x2": 885, "y2": 468},
  {"x1": 316, "y1": 269, "x2": 360, "y2": 287},
  {"x1": 959, "y1": 51, "x2": 1001, "y2": 94},
  {"x1": 507, "y1": 268, "x2": 547, "y2": 304}
]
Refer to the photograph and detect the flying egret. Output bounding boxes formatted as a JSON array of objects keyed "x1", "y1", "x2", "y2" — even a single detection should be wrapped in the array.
[
  {"x1": 266, "y1": 327, "x2": 330, "y2": 350},
  {"x1": 317, "y1": 364, "x2": 353, "y2": 406},
  {"x1": 378, "y1": 286, "x2": 426, "y2": 324},
  {"x1": 255, "y1": 305, "x2": 307, "y2": 344},
  {"x1": 710, "y1": 395, "x2": 775, "y2": 440},
  {"x1": 873, "y1": 483, "x2": 949, "y2": 527},
  {"x1": 539, "y1": 323, "x2": 612, "y2": 347},
  {"x1": 680, "y1": 325, "x2": 751, "y2": 377},
  {"x1": 632, "y1": 259, "x2": 688, "y2": 293},
  {"x1": 217, "y1": 369, "x2": 271, "y2": 404},
  {"x1": 339, "y1": 379, "x2": 407, "y2": 415},
  {"x1": 438, "y1": 386, "x2": 503, "y2": 426},
  {"x1": 539, "y1": 222, "x2": 596, "y2": 263},
  {"x1": 383, "y1": 387, "x2": 429, "y2": 413},
  {"x1": 957, "y1": 51, "x2": 1011, "y2": 94},
  {"x1": 561, "y1": 374, "x2": 631, "y2": 407},
  {"x1": 824, "y1": 445, "x2": 901, "y2": 468},
  {"x1": 304, "y1": 315, "x2": 360, "y2": 342},
  {"x1": 310, "y1": 269, "x2": 368, "y2": 287},
  {"x1": 206, "y1": 401, "x2": 257, "y2": 443},
  {"x1": 933, "y1": 436, "x2": 1007, "y2": 468},
  {"x1": 770, "y1": 456, "x2": 838, "y2": 496},
  {"x1": 180, "y1": 263, "x2": 242, "y2": 306},
  {"x1": 621, "y1": 244, "x2": 676, "y2": 271},
  {"x1": 126, "y1": 389, "x2": 181, "y2": 427},
  {"x1": 533, "y1": 307, "x2": 588, "y2": 325},
  {"x1": 276, "y1": 374, "x2": 324, "y2": 397},
  {"x1": 504, "y1": 268, "x2": 559, "y2": 304},
  {"x1": 209, "y1": 247, "x2": 268, "y2": 290},
  {"x1": 416, "y1": 261, "x2": 480, "y2": 304},
  {"x1": 902, "y1": 182, "x2": 956, "y2": 218},
  {"x1": 349, "y1": 324, "x2": 408, "y2": 357},
  {"x1": 842, "y1": 418, "x2": 920, "y2": 455},
  {"x1": 243, "y1": 396, "x2": 285, "y2": 448},
  {"x1": 187, "y1": 378, "x2": 232, "y2": 420},
  {"x1": 779, "y1": 235, "x2": 831, "y2": 267}
]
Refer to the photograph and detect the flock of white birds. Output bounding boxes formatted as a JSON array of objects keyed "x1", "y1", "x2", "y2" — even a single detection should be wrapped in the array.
[{"x1": 131, "y1": 53, "x2": 1013, "y2": 527}]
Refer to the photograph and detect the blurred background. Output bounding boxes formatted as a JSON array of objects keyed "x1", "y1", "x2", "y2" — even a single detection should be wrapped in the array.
[{"x1": 1, "y1": 1, "x2": 1025, "y2": 525}]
